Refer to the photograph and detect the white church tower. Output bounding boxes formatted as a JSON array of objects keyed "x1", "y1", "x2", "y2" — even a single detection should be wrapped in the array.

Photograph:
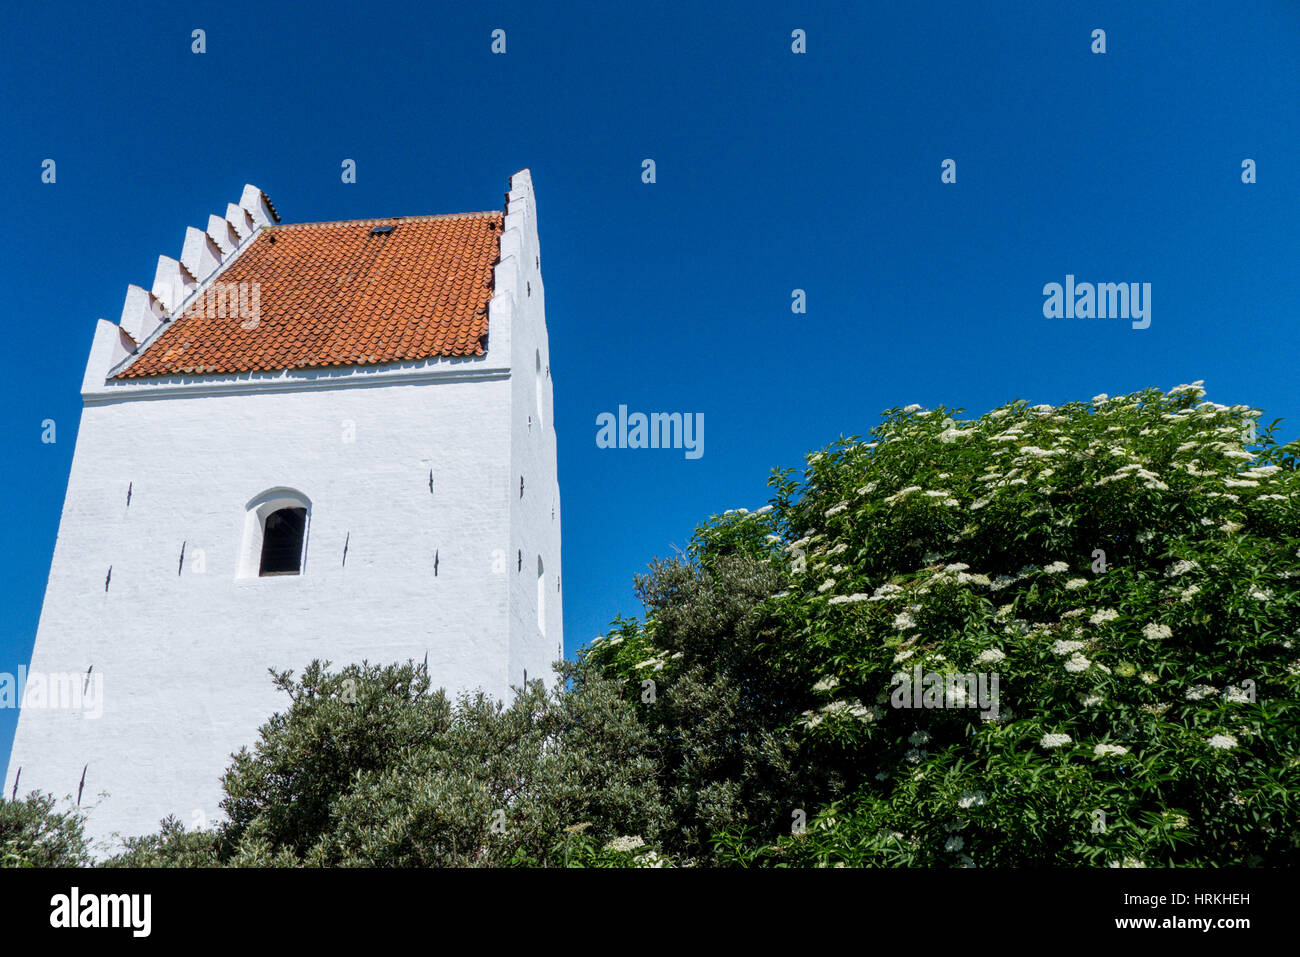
[{"x1": 5, "y1": 170, "x2": 563, "y2": 849}]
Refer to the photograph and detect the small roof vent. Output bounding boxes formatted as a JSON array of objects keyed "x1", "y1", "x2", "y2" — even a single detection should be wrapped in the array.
[{"x1": 369, "y1": 224, "x2": 395, "y2": 236}]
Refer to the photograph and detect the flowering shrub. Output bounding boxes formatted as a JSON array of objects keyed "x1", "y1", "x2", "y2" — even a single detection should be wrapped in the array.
[{"x1": 588, "y1": 383, "x2": 1300, "y2": 865}]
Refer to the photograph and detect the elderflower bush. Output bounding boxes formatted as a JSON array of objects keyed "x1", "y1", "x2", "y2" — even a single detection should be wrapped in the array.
[{"x1": 711, "y1": 384, "x2": 1300, "y2": 866}]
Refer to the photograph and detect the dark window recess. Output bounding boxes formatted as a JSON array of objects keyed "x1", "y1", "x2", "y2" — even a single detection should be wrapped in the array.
[
  {"x1": 527, "y1": 281, "x2": 531, "y2": 297},
  {"x1": 260, "y1": 507, "x2": 307, "y2": 576},
  {"x1": 520, "y1": 476, "x2": 525, "y2": 498},
  {"x1": 517, "y1": 550, "x2": 522, "y2": 572}
]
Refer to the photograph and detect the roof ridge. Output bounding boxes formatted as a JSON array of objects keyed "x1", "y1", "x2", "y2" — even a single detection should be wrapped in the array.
[{"x1": 274, "y1": 211, "x2": 503, "y2": 230}]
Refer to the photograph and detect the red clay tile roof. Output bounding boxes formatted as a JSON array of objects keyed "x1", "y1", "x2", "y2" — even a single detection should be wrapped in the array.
[{"x1": 115, "y1": 211, "x2": 503, "y2": 378}]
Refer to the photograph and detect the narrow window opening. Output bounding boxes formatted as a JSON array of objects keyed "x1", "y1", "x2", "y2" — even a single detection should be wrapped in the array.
[
  {"x1": 537, "y1": 556, "x2": 546, "y2": 635},
  {"x1": 534, "y1": 350, "x2": 544, "y2": 428},
  {"x1": 259, "y1": 507, "x2": 307, "y2": 576}
]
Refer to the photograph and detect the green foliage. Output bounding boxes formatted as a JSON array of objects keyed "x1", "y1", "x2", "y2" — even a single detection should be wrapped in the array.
[
  {"x1": 0, "y1": 792, "x2": 91, "y2": 867},
  {"x1": 102, "y1": 816, "x2": 222, "y2": 868},
  {"x1": 111, "y1": 658, "x2": 667, "y2": 866}
]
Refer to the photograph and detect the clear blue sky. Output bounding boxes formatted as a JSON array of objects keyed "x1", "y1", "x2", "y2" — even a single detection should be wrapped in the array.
[{"x1": 2, "y1": 0, "x2": 1298, "y2": 761}]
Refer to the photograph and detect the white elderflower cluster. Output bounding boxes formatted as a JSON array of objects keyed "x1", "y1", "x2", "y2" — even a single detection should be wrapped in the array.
[
  {"x1": 1064, "y1": 578, "x2": 1089, "y2": 590},
  {"x1": 812, "y1": 675, "x2": 840, "y2": 693},
  {"x1": 1090, "y1": 608, "x2": 1120, "y2": 625},
  {"x1": 604, "y1": 835, "x2": 647, "y2": 853},
  {"x1": 1052, "y1": 639, "x2": 1085, "y2": 656},
  {"x1": 1184, "y1": 685, "x2": 1216, "y2": 701},
  {"x1": 957, "y1": 791, "x2": 987, "y2": 809},
  {"x1": 1040, "y1": 733, "x2": 1072, "y2": 749},
  {"x1": 828, "y1": 593, "x2": 869, "y2": 604},
  {"x1": 1241, "y1": 465, "x2": 1280, "y2": 478},
  {"x1": 1143, "y1": 623, "x2": 1173, "y2": 640},
  {"x1": 1064, "y1": 653, "x2": 1092, "y2": 673},
  {"x1": 974, "y1": 648, "x2": 1005, "y2": 665},
  {"x1": 1207, "y1": 734, "x2": 1238, "y2": 750},
  {"x1": 1165, "y1": 559, "x2": 1198, "y2": 577},
  {"x1": 1043, "y1": 561, "x2": 1070, "y2": 574},
  {"x1": 817, "y1": 578, "x2": 836, "y2": 593},
  {"x1": 894, "y1": 611, "x2": 918, "y2": 631},
  {"x1": 884, "y1": 486, "x2": 922, "y2": 505},
  {"x1": 854, "y1": 704, "x2": 885, "y2": 723},
  {"x1": 1094, "y1": 743, "x2": 1129, "y2": 757}
]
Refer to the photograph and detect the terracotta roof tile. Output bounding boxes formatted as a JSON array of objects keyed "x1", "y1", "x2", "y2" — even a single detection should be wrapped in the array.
[{"x1": 115, "y1": 210, "x2": 503, "y2": 379}]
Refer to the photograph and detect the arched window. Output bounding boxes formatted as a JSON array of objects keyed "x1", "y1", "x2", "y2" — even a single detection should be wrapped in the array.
[
  {"x1": 536, "y1": 555, "x2": 546, "y2": 634},
  {"x1": 238, "y1": 488, "x2": 311, "y2": 579},
  {"x1": 260, "y1": 507, "x2": 307, "y2": 575}
]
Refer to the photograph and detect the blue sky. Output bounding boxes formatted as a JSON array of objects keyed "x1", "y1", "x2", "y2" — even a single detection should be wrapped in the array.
[{"x1": 2, "y1": 0, "x2": 1298, "y2": 760}]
